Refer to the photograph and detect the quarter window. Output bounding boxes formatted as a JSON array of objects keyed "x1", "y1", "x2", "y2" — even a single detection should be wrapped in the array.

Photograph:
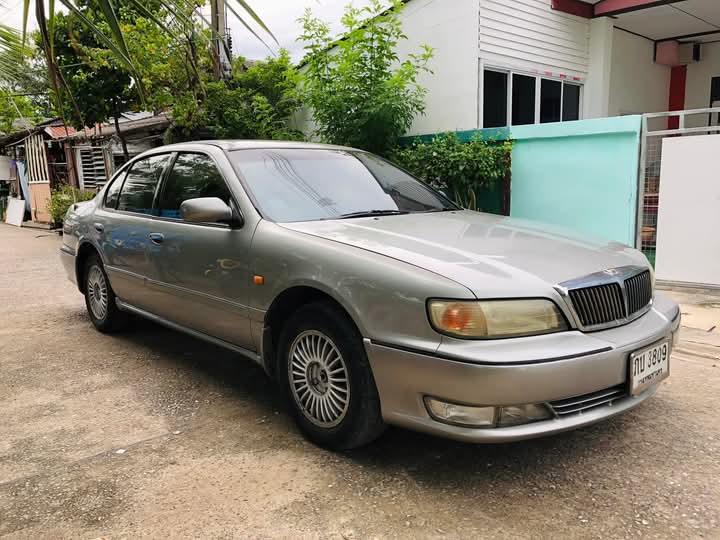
[
  {"x1": 117, "y1": 154, "x2": 170, "y2": 215},
  {"x1": 158, "y1": 153, "x2": 232, "y2": 220},
  {"x1": 104, "y1": 171, "x2": 126, "y2": 209}
]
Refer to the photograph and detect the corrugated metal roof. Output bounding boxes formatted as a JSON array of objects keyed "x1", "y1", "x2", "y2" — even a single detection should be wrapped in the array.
[{"x1": 43, "y1": 125, "x2": 83, "y2": 139}]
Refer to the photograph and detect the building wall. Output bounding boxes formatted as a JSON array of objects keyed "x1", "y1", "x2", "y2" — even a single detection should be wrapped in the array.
[
  {"x1": 608, "y1": 29, "x2": 670, "y2": 117},
  {"x1": 685, "y1": 42, "x2": 720, "y2": 113},
  {"x1": 395, "y1": 0, "x2": 480, "y2": 135},
  {"x1": 479, "y1": 0, "x2": 590, "y2": 78}
]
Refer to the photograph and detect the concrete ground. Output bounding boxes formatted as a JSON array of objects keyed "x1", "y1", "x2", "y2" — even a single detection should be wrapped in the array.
[{"x1": 1, "y1": 223, "x2": 719, "y2": 540}]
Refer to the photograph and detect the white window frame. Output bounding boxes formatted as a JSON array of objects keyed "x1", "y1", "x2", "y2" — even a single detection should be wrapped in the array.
[{"x1": 479, "y1": 64, "x2": 583, "y2": 129}]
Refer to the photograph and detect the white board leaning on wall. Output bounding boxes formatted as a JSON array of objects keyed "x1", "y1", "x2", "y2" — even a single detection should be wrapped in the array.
[{"x1": 655, "y1": 134, "x2": 720, "y2": 288}]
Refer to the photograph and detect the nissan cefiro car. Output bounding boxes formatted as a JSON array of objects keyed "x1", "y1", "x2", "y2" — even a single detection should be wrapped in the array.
[{"x1": 60, "y1": 141, "x2": 680, "y2": 449}]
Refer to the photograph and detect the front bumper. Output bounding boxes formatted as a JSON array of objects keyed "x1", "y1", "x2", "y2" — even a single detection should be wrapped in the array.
[{"x1": 365, "y1": 293, "x2": 681, "y2": 443}]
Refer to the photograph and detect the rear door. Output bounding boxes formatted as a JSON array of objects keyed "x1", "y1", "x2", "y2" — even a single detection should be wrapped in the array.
[
  {"x1": 144, "y1": 151, "x2": 255, "y2": 349},
  {"x1": 97, "y1": 153, "x2": 171, "y2": 310}
]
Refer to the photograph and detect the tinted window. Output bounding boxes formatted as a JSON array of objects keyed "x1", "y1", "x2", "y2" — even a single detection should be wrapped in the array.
[
  {"x1": 562, "y1": 83, "x2": 581, "y2": 121},
  {"x1": 229, "y1": 149, "x2": 456, "y2": 223},
  {"x1": 158, "y1": 153, "x2": 232, "y2": 219},
  {"x1": 117, "y1": 155, "x2": 169, "y2": 215},
  {"x1": 540, "y1": 79, "x2": 561, "y2": 123},
  {"x1": 512, "y1": 74, "x2": 535, "y2": 125},
  {"x1": 483, "y1": 70, "x2": 507, "y2": 128},
  {"x1": 104, "y1": 171, "x2": 126, "y2": 209}
]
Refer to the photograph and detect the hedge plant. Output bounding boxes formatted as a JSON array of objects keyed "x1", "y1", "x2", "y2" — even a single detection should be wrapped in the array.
[
  {"x1": 390, "y1": 133, "x2": 512, "y2": 211},
  {"x1": 48, "y1": 185, "x2": 96, "y2": 225}
]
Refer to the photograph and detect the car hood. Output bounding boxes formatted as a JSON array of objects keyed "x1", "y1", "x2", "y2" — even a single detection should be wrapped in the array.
[{"x1": 279, "y1": 211, "x2": 649, "y2": 298}]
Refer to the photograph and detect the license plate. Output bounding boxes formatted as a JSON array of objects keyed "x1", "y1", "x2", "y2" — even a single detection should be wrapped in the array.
[{"x1": 630, "y1": 340, "x2": 670, "y2": 396}]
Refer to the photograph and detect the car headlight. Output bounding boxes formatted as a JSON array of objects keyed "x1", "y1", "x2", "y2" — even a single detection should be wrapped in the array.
[{"x1": 427, "y1": 299, "x2": 568, "y2": 339}]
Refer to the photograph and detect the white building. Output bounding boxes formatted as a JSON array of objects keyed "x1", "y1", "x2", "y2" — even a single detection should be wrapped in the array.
[{"x1": 393, "y1": 0, "x2": 720, "y2": 135}]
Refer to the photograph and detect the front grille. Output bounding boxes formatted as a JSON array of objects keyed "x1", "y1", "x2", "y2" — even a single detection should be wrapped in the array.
[
  {"x1": 625, "y1": 270, "x2": 653, "y2": 314},
  {"x1": 567, "y1": 269, "x2": 653, "y2": 329},
  {"x1": 569, "y1": 283, "x2": 626, "y2": 327},
  {"x1": 549, "y1": 384, "x2": 627, "y2": 417}
]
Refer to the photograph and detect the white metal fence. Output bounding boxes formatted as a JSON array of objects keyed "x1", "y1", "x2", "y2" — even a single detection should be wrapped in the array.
[{"x1": 637, "y1": 107, "x2": 720, "y2": 266}]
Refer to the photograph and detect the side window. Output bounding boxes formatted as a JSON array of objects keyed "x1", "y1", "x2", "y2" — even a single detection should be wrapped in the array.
[
  {"x1": 103, "y1": 170, "x2": 126, "y2": 209},
  {"x1": 158, "y1": 153, "x2": 232, "y2": 220},
  {"x1": 117, "y1": 154, "x2": 169, "y2": 215}
]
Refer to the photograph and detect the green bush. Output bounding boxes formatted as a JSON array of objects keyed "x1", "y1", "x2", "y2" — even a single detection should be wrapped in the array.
[
  {"x1": 390, "y1": 133, "x2": 512, "y2": 210},
  {"x1": 48, "y1": 185, "x2": 96, "y2": 225}
]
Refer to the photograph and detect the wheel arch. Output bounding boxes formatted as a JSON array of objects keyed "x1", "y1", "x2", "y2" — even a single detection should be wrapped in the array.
[
  {"x1": 262, "y1": 285, "x2": 364, "y2": 379},
  {"x1": 75, "y1": 241, "x2": 103, "y2": 294}
]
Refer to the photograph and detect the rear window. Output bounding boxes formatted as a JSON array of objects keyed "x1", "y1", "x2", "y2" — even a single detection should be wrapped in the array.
[{"x1": 117, "y1": 154, "x2": 170, "y2": 215}]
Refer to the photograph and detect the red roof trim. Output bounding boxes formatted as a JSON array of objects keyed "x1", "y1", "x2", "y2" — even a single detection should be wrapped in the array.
[
  {"x1": 593, "y1": 0, "x2": 685, "y2": 18},
  {"x1": 550, "y1": 0, "x2": 593, "y2": 18}
]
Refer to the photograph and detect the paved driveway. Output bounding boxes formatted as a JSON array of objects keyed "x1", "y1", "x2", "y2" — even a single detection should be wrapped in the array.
[{"x1": 1, "y1": 224, "x2": 719, "y2": 539}]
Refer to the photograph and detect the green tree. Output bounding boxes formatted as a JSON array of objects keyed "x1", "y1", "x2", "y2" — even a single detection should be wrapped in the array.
[
  {"x1": 0, "y1": 89, "x2": 41, "y2": 134},
  {"x1": 49, "y1": 9, "x2": 137, "y2": 158},
  {"x1": 169, "y1": 50, "x2": 303, "y2": 142},
  {"x1": 298, "y1": 0, "x2": 433, "y2": 155}
]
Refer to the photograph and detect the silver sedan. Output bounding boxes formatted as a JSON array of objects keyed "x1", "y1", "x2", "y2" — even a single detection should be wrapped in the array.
[{"x1": 60, "y1": 141, "x2": 680, "y2": 449}]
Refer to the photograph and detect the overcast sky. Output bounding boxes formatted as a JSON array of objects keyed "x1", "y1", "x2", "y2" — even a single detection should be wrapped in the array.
[{"x1": 0, "y1": 0, "x2": 378, "y2": 61}]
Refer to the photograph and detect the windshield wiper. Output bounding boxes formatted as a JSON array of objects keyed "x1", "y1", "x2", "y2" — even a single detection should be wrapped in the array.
[{"x1": 339, "y1": 209, "x2": 408, "y2": 219}]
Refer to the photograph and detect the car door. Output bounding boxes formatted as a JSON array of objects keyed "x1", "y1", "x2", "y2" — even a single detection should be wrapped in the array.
[
  {"x1": 144, "y1": 151, "x2": 255, "y2": 350},
  {"x1": 95, "y1": 153, "x2": 171, "y2": 311}
]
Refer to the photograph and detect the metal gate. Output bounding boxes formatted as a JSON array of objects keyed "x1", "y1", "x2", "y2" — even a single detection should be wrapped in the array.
[{"x1": 637, "y1": 107, "x2": 720, "y2": 265}]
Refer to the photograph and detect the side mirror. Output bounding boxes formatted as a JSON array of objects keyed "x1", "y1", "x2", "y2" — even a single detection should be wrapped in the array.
[{"x1": 180, "y1": 197, "x2": 242, "y2": 226}]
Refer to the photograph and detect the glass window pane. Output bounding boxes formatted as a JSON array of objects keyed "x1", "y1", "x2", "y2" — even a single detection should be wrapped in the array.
[
  {"x1": 229, "y1": 149, "x2": 455, "y2": 223},
  {"x1": 159, "y1": 153, "x2": 232, "y2": 219},
  {"x1": 512, "y1": 74, "x2": 536, "y2": 125},
  {"x1": 117, "y1": 154, "x2": 169, "y2": 215},
  {"x1": 483, "y1": 70, "x2": 508, "y2": 128},
  {"x1": 562, "y1": 83, "x2": 581, "y2": 121},
  {"x1": 104, "y1": 171, "x2": 126, "y2": 209},
  {"x1": 540, "y1": 79, "x2": 562, "y2": 123}
]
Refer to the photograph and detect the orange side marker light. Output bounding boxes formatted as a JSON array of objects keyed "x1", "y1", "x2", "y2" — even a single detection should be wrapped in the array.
[{"x1": 253, "y1": 275, "x2": 265, "y2": 285}]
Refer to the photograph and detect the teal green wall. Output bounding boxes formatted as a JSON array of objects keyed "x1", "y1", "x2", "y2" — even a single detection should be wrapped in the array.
[
  {"x1": 508, "y1": 116, "x2": 641, "y2": 246},
  {"x1": 403, "y1": 115, "x2": 642, "y2": 246}
]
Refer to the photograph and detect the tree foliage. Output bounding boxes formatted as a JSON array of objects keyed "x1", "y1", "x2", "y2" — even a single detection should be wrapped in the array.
[
  {"x1": 170, "y1": 50, "x2": 303, "y2": 142},
  {"x1": 0, "y1": 89, "x2": 42, "y2": 134},
  {"x1": 391, "y1": 134, "x2": 512, "y2": 210},
  {"x1": 298, "y1": 0, "x2": 433, "y2": 155}
]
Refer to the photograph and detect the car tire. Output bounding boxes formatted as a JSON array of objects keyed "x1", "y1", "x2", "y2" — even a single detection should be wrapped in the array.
[
  {"x1": 277, "y1": 301, "x2": 386, "y2": 450},
  {"x1": 83, "y1": 254, "x2": 127, "y2": 333}
]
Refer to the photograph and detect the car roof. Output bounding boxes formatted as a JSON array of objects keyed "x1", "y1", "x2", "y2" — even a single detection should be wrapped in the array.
[{"x1": 153, "y1": 140, "x2": 360, "y2": 153}]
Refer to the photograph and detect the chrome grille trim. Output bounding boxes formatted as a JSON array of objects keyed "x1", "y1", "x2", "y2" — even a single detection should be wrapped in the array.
[
  {"x1": 626, "y1": 270, "x2": 652, "y2": 315},
  {"x1": 557, "y1": 266, "x2": 654, "y2": 331},
  {"x1": 548, "y1": 384, "x2": 627, "y2": 417}
]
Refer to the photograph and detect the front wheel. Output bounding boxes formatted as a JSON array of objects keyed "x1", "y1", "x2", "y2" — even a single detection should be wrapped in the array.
[{"x1": 278, "y1": 302, "x2": 385, "y2": 450}]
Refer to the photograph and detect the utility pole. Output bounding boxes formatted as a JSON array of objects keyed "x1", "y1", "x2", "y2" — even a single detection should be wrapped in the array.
[{"x1": 210, "y1": 0, "x2": 231, "y2": 78}]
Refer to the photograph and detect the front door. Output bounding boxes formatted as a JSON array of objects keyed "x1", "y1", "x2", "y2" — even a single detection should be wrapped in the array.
[{"x1": 145, "y1": 152, "x2": 255, "y2": 350}]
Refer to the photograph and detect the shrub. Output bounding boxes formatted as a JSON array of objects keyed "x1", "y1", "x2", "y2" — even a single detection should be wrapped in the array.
[
  {"x1": 48, "y1": 185, "x2": 96, "y2": 225},
  {"x1": 298, "y1": 0, "x2": 433, "y2": 156},
  {"x1": 390, "y1": 133, "x2": 512, "y2": 211}
]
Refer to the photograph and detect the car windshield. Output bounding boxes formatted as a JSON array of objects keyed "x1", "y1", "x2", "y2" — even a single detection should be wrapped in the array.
[{"x1": 228, "y1": 148, "x2": 457, "y2": 222}]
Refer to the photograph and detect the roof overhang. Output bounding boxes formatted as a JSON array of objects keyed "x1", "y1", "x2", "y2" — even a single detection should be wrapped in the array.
[{"x1": 552, "y1": 0, "x2": 720, "y2": 43}]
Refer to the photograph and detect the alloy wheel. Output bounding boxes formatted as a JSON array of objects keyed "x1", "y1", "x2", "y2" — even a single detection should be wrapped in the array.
[{"x1": 288, "y1": 330, "x2": 350, "y2": 428}]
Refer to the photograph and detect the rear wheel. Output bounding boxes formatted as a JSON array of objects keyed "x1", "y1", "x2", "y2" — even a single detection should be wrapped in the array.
[
  {"x1": 83, "y1": 254, "x2": 127, "y2": 333},
  {"x1": 278, "y1": 302, "x2": 385, "y2": 450}
]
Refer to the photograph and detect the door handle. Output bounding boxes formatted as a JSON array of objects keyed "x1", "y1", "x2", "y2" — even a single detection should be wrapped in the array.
[
  {"x1": 149, "y1": 233, "x2": 164, "y2": 245},
  {"x1": 93, "y1": 222, "x2": 104, "y2": 233}
]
